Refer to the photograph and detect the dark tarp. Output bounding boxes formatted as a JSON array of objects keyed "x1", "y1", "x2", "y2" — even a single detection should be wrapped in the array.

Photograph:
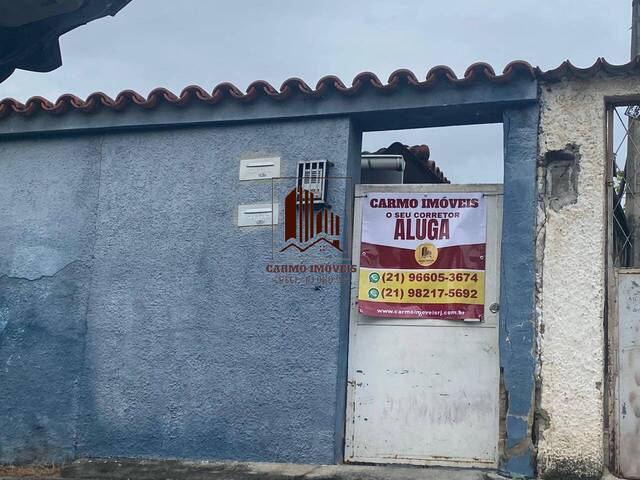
[{"x1": 0, "y1": 0, "x2": 131, "y2": 82}]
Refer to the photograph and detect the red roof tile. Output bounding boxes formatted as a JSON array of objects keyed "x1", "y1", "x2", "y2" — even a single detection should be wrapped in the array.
[{"x1": 1, "y1": 58, "x2": 638, "y2": 119}]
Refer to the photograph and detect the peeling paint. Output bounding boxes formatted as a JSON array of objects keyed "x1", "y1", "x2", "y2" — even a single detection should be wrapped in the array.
[
  {"x1": 498, "y1": 106, "x2": 539, "y2": 478},
  {"x1": 1, "y1": 260, "x2": 82, "y2": 283},
  {"x1": 544, "y1": 144, "x2": 581, "y2": 212},
  {"x1": 6, "y1": 246, "x2": 75, "y2": 281}
]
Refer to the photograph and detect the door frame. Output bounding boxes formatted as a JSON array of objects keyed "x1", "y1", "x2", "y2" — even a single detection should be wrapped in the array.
[{"x1": 344, "y1": 183, "x2": 504, "y2": 467}]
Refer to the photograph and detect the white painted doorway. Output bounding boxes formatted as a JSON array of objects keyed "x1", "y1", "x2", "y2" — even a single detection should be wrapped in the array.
[{"x1": 344, "y1": 184, "x2": 503, "y2": 468}]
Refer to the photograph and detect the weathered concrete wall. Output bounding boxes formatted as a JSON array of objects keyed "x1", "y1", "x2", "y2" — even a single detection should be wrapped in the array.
[
  {"x1": 0, "y1": 117, "x2": 359, "y2": 464},
  {"x1": 537, "y1": 74, "x2": 640, "y2": 479},
  {"x1": 0, "y1": 137, "x2": 101, "y2": 463}
]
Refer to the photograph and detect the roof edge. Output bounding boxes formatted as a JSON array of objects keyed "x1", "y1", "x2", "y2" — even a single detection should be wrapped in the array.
[
  {"x1": 536, "y1": 56, "x2": 640, "y2": 81},
  {"x1": 1, "y1": 57, "x2": 638, "y2": 121},
  {"x1": 0, "y1": 60, "x2": 538, "y2": 119}
]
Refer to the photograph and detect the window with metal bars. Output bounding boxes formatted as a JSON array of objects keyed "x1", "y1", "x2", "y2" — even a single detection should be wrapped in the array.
[
  {"x1": 609, "y1": 105, "x2": 640, "y2": 267},
  {"x1": 296, "y1": 160, "x2": 331, "y2": 204}
]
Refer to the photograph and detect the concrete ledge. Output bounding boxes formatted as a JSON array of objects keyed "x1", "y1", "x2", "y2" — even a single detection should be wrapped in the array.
[
  {"x1": 0, "y1": 78, "x2": 536, "y2": 137},
  {"x1": 59, "y1": 459, "x2": 498, "y2": 480}
]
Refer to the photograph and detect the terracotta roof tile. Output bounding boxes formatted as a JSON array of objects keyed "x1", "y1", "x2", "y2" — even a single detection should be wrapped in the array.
[
  {"x1": 1, "y1": 57, "x2": 639, "y2": 120},
  {"x1": 535, "y1": 56, "x2": 640, "y2": 81}
]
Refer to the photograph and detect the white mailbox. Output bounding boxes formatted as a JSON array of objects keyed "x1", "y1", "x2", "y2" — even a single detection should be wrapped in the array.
[
  {"x1": 239, "y1": 157, "x2": 281, "y2": 181},
  {"x1": 237, "y1": 203, "x2": 279, "y2": 227}
]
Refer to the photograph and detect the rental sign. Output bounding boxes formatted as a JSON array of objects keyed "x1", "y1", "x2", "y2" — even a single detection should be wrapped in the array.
[{"x1": 357, "y1": 192, "x2": 486, "y2": 320}]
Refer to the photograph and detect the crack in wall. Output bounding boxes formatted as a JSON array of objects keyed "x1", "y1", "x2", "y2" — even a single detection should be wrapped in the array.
[
  {"x1": 534, "y1": 153, "x2": 549, "y2": 460},
  {"x1": 0, "y1": 259, "x2": 83, "y2": 283}
]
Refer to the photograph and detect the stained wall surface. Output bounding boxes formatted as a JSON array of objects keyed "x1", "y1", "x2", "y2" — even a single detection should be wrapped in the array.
[{"x1": 0, "y1": 117, "x2": 358, "y2": 464}]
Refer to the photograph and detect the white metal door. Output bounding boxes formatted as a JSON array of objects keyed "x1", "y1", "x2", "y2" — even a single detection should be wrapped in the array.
[
  {"x1": 344, "y1": 184, "x2": 502, "y2": 468},
  {"x1": 615, "y1": 270, "x2": 640, "y2": 479}
]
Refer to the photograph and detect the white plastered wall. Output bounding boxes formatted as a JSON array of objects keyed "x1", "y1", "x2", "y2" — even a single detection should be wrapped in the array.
[{"x1": 537, "y1": 73, "x2": 640, "y2": 478}]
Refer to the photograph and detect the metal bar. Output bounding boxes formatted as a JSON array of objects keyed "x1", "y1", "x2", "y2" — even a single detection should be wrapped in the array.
[{"x1": 605, "y1": 105, "x2": 619, "y2": 472}]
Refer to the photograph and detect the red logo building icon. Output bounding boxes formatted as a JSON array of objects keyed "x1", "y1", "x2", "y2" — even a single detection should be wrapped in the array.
[{"x1": 281, "y1": 187, "x2": 342, "y2": 252}]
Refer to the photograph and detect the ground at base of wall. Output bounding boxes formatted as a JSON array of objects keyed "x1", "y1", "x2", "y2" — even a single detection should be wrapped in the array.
[
  {"x1": 1, "y1": 459, "x2": 513, "y2": 480},
  {"x1": 7, "y1": 464, "x2": 637, "y2": 480},
  {"x1": 0, "y1": 465, "x2": 60, "y2": 478}
]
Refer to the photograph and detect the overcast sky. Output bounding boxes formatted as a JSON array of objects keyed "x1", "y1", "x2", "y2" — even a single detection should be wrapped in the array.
[{"x1": 0, "y1": 1, "x2": 633, "y2": 183}]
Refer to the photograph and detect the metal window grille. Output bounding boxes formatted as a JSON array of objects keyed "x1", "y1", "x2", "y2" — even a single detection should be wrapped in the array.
[
  {"x1": 610, "y1": 105, "x2": 640, "y2": 267},
  {"x1": 296, "y1": 160, "x2": 331, "y2": 204},
  {"x1": 606, "y1": 102, "x2": 640, "y2": 478}
]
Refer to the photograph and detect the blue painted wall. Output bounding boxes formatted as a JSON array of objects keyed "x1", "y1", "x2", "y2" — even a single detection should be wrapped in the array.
[
  {"x1": 0, "y1": 77, "x2": 539, "y2": 477},
  {"x1": 0, "y1": 117, "x2": 359, "y2": 464},
  {"x1": 0, "y1": 136, "x2": 101, "y2": 463},
  {"x1": 499, "y1": 106, "x2": 539, "y2": 477}
]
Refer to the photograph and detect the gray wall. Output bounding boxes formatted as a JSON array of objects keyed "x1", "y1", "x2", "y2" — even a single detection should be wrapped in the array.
[{"x1": 0, "y1": 117, "x2": 359, "y2": 464}]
